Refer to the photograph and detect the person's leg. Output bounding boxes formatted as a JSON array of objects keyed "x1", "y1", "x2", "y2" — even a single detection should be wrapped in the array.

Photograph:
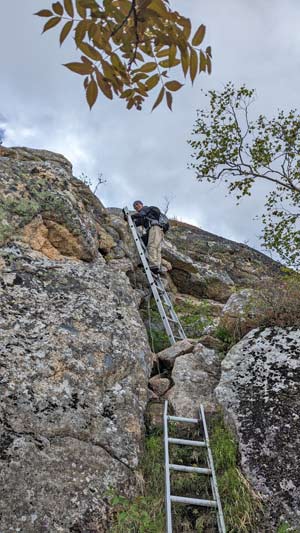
[{"x1": 148, "y1": 226, "x2": 163, "y2": 269}]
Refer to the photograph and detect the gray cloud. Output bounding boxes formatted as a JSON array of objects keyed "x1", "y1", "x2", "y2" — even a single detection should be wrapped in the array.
[{"x1": 1, "y1": 0, "x2": 300, "y2": 259}]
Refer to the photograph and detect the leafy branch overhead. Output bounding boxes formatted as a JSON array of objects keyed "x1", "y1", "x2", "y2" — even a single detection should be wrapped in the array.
[
  {"x1": 188, "y1": 83, "x2": 300, "y2": 267},
  {"x1": 35, "y1": 0, "x2": 212, "y2": 110}
]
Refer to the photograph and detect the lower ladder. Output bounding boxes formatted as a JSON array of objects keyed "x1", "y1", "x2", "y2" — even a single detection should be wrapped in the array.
[
  {"x1": 124, "y1": 206, "x2": 186, "y2": 345},
  {"x1": 164, "y1": 401, "x2": 226, "y2": 533}
]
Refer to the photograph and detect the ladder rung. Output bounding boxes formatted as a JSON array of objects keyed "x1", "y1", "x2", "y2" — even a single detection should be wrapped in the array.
[
  {"x1": 168, "y1": 438, "x2": 206, "y2": 447},
  {"x1": 169, "y1": 464, "x2": 211, "y2": 475},
  {"x1": 163, "y1": 317, "x2": 178, "y2": 323},
  {"x1": 168, "y1": 416, "x2": 198, "y2": 423},
  {"x1": 170, "y1": 495, "x2": 217, "y2": 507}
]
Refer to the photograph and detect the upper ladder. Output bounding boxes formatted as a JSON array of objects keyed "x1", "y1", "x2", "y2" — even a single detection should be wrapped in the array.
[{"x1": 124, "y1": 207, "x2": 186, "y2": 345}]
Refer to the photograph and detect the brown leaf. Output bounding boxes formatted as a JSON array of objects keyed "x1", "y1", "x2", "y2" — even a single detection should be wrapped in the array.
[
  {"x1": 42, "y1": 16, "x2": 61, "y2": 33},
  {"x1": 206, "y1": 54, "x2": 212, "y2": 74},
  {"x1": 64, "y1": 0, "x2": 74, "y2": 17},
  {"x1": 199, "y1": 50, "x2": 206, "y2": 72},
  {"x1": 146, "y1": 73, "x2": 160, "y2": 90},
  {"x1": 111, "y1": 53, "x2": 124, "y2": 72},
  {"x1": 166, "y1": 90, "x2": 173, "y2": 111},
  {"x1": 79, "y1": 42, "x2": 102, "y2": 61},
  {"x1": 192, "y1": 24, "x2": 206, "y2": 47},
  {"x1": 76, "y1": 0, "x2": 86, "y2": 18},
  {"x1": 86, "y1": 78, "x2": 98, "y2": 109},
  {"x1": 182, "y1": 17, "x2": 191, "y2": 39},
  {"x1": 189, "y1": 48, "x2": 198, "y2": 84},
  {"x1": 75, "y1": 20, "x2": 89, "y2": 46},
  {"x1": 151, "y1": 86, "x2": 165, "y2": 111},
  {"x1": 156, "y1": 48, "x2": 169, "y2": 58},
  {"x1": 83, "y1": 76, "x2": 89, "y2": 89},
  {"x1": 64, "y1": 61, "x2": 93, "y2": 74},
  {"x1": 60, "y1": 20, "x2": 73, "y2": 45},
  {"x1": 52, "y1": 2, "x2": 63, "y2": 15},
  {"x1": 149, "y1": 0, "x2": 168, "y2": 17},
  {"x1": 159, "y1": 58, "x2": 180, "y2": 68},
  {"x1": 96, "y1": 69, "x2": 113, "y2": 99},
  {"x1": 181, "y1": 48, "x2": 189, "y2": 77},
  {"x1": 140, "y1": 62, "x2": 157, "y2": 73},
  {"x1": 35, "y1": 9, "x2": 53, "y2": 17},
  {"x1": 165, "y1": 80, "x2": 183, "y2": 91}
]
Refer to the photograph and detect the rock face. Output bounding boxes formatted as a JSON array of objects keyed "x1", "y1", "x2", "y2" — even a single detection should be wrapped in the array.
[
  {"x1": 166, "y1": 343, "x2": 221, "y2": 417},
  {"x1": 1, "y1": 146, "x2": 297, "y2": 532},
  {"x1": 215, "y1": 327, "x2": 300, "y2": 529},
  {"x1": 0, "y1": 147, "x2": 152, "y2": 533}
]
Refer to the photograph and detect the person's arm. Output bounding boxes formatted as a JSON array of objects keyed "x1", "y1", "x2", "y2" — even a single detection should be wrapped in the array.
[{"x1": 131, "y1": 206, "x2": 150, "y2": 227}]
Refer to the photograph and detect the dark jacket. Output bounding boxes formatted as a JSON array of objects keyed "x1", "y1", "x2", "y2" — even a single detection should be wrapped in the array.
[{"x1": 131, "y1": 206, "x2": 161, "y2": 231}]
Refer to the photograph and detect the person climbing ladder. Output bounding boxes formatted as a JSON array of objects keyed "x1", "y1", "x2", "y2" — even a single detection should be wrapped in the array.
[{"x1": 129, "y1": 200, "x2": 169, "y2": 275}]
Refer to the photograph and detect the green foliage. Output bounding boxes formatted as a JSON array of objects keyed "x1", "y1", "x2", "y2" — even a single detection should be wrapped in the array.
[
  {"x1": 109, "y1": 431, "x2": 165, "y2": 532},
  {"x1": 174, "y1": 298, "x2": 213, "y2": 338},
  {"x1": 110, "y1": 415, "x2": 262, "y2": 532},
  {"x1": 36, "y1": 0, "x2": 211, "y2": 111},
  {"x1": 210, "y1": 415, "x2": 263, "y2": 532},
  {"x1": 254, "y1": 270, "x2": 300, "y2": 328},
  {"x1": 140, "y1": 300, "x2": 170, "y2": 352},
  {"x1": 277, "y1": 522, "x2": 300, "y2": 533},
  {"x1": 188, "y1": 82, "x2": 300, "y2": 268},
  {"x1": 142, "y1": 297, "x2": 214, "y2": 352},
  {"x1": 214, "y1": 325, "x2": 236, "y2": 352}
]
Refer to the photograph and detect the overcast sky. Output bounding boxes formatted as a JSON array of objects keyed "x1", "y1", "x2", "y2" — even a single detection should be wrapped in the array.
[{"x1": 1, "y1": 1, "x2": 300, "y2": 256}]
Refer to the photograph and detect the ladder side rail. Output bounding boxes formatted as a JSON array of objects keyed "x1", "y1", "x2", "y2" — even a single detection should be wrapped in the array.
[
  {"x1": 164, "y1": 401, "x2": 173, "y2": 533},
  {"x1": 155, "y1": 280, "x2": 186, "y2": 340},
  {"x1": 200, "y1": 405, "x2": 226, "y2": 533},
  {"x1": 126, "y1": 210, "x2": 176, "y2": 345}
]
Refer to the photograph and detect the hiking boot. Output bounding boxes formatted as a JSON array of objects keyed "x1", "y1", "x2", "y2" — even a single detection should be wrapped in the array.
[{"x1": 150, "y1": 266, "x2": 160, "y2": 275}]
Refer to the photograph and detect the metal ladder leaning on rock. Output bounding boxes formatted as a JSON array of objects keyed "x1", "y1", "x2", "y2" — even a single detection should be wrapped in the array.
[
  {"x1": 164, "y1": 401, "x2": 226, "y2": 533},
  {"x1": 124, "y1": 206, "x2": 186, "y2": 345},
  {"x1": 124, "y1": 206, "x2": 225, "y2": 533}
]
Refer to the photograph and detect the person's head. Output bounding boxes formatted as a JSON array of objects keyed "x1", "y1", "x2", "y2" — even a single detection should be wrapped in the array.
[{"x1": 133, "y1": 200, "x2": 143, "y2": 212}]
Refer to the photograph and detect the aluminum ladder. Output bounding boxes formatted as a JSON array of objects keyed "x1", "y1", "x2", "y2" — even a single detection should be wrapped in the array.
[
  {"x1": 124, "y1": 207, "x2": 186, "y2": 345},
  {"x1": 164, "y1": 400, "x2": 226, "y2": 533}
]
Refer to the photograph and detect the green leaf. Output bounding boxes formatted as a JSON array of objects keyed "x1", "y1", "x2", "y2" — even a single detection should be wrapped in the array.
[
  {"x1": 35, "y1": 9, "x2": 53, "y2": 17},
  {"x1": 52, "y1": 2, "x2": 63, "y2": 15},
  {"x1": 192, "y1": 24, "x2": 206, "y2": 46},
  {"x1": 60, "y1": 20, "x2": 73, "y2": 45},
  {"x1": 42, "y1": 16, "x2": 61, "y2": 33},
  {"x1": 64, "y1": 61, "x2": 93, "y2": 74},
  {"x1": 86, "y1": 78, "x2": 98, "y2": 109},
  {"x1": 64, "y1": 0, "x2": 74, "y2": 17},
  {"x1": 165, "y1": 80, "x2": 183, "y2": 91},
  {"x1": 152, "y1": 86, "x2": 165, "y2": 111}
]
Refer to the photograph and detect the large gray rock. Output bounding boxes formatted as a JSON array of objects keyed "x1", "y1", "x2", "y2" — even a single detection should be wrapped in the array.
[
  {"x1": 157, "y1": 339, "x2": 194, "y2": 369},
  {"x1": 215, "y1": 327, "x2": 300, "y2": 530},
  {"x1": 0, "y1": 243, "x2": 152, "y2": 533},
  {"x1": 167, "y1": 343, "x2": 220, "y2": 417}
]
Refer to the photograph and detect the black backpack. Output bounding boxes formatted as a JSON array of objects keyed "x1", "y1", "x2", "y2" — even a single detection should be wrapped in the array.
[{"x1": 158, "y1": 212, "x2": 170, "y2": 233}]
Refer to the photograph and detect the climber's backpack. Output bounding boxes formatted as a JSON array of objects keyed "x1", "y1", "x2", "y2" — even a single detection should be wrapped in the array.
[{"x1": 158, "y1": 212, "x2": 170, "y2": 233}]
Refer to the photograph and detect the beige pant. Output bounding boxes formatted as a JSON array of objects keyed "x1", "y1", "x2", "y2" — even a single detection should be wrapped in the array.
[{"x1": 148, "y1": 225, "x2": 164, "y2": 268}]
